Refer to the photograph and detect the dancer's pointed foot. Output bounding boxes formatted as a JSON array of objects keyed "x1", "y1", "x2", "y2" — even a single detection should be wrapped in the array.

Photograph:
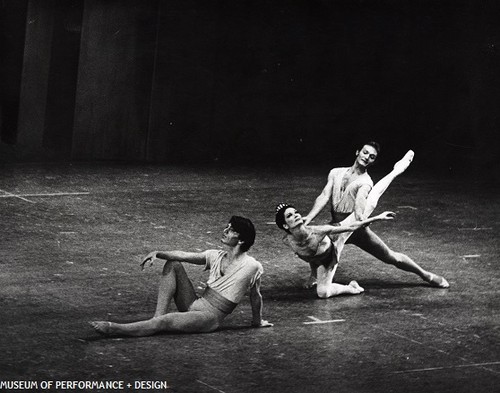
[
  {"x1": 393, "y1": 150, "x2": 415, "y2": 175},
  {"x1": 90, "y1": 321, "x2": 112, "y2": 335},
  {"x1": 424, "y1": 273, "x2": 450, "y2": 288},
  {"x1": 349, "y1": 280, "x2": 365, "y2": 293}
]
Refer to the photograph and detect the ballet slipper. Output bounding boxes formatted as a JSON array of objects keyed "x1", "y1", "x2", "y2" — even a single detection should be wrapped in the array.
[
  {"x1": 393, "y1": 150, "x2": 415, "y2": 175},
  {"x1": 425, "y1": 273, "x2": 450, "y2": 288},
  {"x1": 349, "y1": 280, "x2": 365, "y2": 293}
]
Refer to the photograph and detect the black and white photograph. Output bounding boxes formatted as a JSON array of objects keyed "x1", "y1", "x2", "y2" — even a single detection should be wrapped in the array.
[{"x1": 1, "y1": 1, "x2": 499, "y2": 392}]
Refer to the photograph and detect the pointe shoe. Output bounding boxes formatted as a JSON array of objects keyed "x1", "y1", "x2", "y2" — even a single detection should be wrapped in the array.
[
  {"x1": 349, "y1": 280, "x2": 365, "y2": 293},
  {"x1": 425, "y1": 274, "x2": 450, "y2": 288},
  {"x1": 393, "y1": 150, "x2": 415, "y2": 175}
]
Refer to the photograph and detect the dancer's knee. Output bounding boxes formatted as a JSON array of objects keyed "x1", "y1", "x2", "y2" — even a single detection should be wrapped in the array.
[
  {"x1": 150, "y1": 315, "x2": 176, "y2": 332},
  {"x1": 161, "y1": 260, "x2": 183, "y2": 275},
  {"x1": 165, "y1": 312, "x2": 219, "y2": 333},
  {"x1": 137, "y1": 317, "x2": 166, "y2": 334},
  {"x1": 316, "y1": 284, "x2": 333, "y2": 299}
]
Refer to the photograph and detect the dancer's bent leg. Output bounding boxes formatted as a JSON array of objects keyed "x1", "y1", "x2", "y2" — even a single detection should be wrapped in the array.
[
  {"x1": 155, "y1": 261, "x2": 197, "y2": 317},
  {"x1": 90, "y1": 261, "x2": 207, "y2": 336},
  {"x1": 315, "y1": 262, "x2": 364, "y2": 299}
]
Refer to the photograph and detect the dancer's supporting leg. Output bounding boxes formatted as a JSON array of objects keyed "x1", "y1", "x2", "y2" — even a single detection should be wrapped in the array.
[{"x1": 351, "y1": 227, "x2": 449, "y2": 287}]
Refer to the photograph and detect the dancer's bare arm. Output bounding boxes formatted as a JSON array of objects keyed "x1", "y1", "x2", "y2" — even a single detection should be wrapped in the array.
[
  {"x1": 303, "y1": 170, "x2": 335, "y2": 225},
  {"x1": 365, "y1": 211, "x2": 396, "y2": 224},
  {"x1": 250, "y1": 278, "x2": 273, "y2": 328},
  {"x1": 311, "y1": 224, "x2": 358, "y2": 236},
  {"x1": 140, "y1": 250, "x2": 206, "y2": 270},
  {"x1": 312, "y1": 211, "x2": 395, "y2": 236}
]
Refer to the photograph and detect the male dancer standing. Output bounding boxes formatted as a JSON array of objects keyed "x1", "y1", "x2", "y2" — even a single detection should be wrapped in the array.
[{"x1": 302, "y1": 142, "x2": 449, "y2": 289}]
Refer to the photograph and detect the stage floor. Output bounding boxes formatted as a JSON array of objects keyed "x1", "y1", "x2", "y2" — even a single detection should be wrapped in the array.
[{"x1": 0, "y1": 162, "x2": 499, "y2": 392}]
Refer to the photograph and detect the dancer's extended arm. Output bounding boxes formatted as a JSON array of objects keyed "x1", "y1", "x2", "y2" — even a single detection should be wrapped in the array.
[
  {"x1": 313, "y1": 211, "x2": 395, "y2": 237},
  {"x1": 140, "y1": 250, "x2": 206, "y2": 270}
]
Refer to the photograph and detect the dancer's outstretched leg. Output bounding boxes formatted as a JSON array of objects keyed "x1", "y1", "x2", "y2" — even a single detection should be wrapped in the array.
[
  {"x1": 363, "y1": 150, "x2": 414, "y2": 217},
  {"x1": 330, "y1": 149, "x2": 449, "y2": 289},
  {"x1": 90, "y1": 310, "x2": 219, "y2": 337},
  {"x1": 332, "y1": 150, "x2": 415, "y2": 259},
  {"x1": 354, "y1": 228, "x2": 449, "y2": 288}
]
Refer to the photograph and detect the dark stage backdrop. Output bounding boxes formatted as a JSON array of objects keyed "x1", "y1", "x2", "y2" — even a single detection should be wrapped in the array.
[{"x1": 1, "y1": 0, "x2": 499, "y2": 173}]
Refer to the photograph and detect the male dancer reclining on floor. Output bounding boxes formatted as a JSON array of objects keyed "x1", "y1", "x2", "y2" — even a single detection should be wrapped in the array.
[
  {"x1": 91, "y1": 216, "x2": 272, "y2": 336},
  {"x1": 276, "y1": 148, "x2": 448, "y2": 299}
]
